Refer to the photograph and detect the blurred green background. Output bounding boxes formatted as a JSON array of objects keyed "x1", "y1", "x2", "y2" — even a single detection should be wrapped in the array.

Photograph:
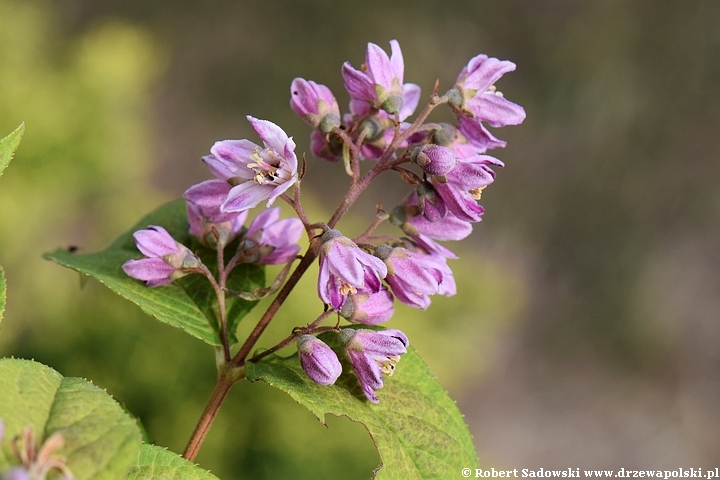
[{"x1": 1, "y1": 0, "x2": 719, "y2": 477}]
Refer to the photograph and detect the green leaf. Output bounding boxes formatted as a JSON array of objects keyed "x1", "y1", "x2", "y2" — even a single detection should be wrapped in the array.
[
  {"x1": 0, "y1": 266, "x2": 5, "y2": 325},
  {"x1": 0, "y1": 358, "x2": 141, "y2": 479},
  {"x1": 246, "y1": 331, "x2": 479, "y2": 479},
  {"x1": 0, "y1": 123, "x2": 24, "y2": 180},
  {"x1": 44, "y1": 200, "x2": 265, "y2": 346},
  {"x1": 125, "y1": 444, "x2": 219, "y2": 479}
]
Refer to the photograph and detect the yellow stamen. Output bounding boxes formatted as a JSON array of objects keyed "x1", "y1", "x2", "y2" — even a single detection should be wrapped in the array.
[
  {"x1": 470, "y1": 186, "x2": 486, "y2": 200},
  {"x1": 339, "y1": 283, "x2": 357, "y2": 296},
  {"x1": 378, "y1": 355, "x2": 401, "y2": 376}
]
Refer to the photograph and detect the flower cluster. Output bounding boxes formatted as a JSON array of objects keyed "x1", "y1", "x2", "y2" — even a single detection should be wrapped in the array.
[
  {"x1": 290, "y1": 40, "x2": 523, "y2": 402},
  {"x1": 122, "y1": 39, "x2": 523, "y2": 405}
]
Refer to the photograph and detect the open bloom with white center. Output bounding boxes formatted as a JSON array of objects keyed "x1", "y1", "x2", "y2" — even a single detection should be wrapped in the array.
[
  {"x1": 198, "y1": 116, "x2": 298, "y2": 213},
  {"x1": 339, "y1": 328, "x2": 409, "y2": 403}
]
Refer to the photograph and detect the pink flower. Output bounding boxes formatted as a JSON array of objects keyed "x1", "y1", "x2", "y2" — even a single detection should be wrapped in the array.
[
  {"x1": 342, "y1": 40, "x2": 420, "y2": 116},
  {"x1": 200, "y1": 116, "x2": 298, "y2": 213},
  {"x1": 340, "y1": 284, "x2": 395, "y2": 325},
  {"x1": 453, "y1": 54, "x2": 526, "y2": 127},
  {"x1": 122, "y1": 226, "x2": 199, "y2": 287},
  {"x1": 431, "y1": 154, "x2": 503, "y2": 223},
  {"x1": 317, "y1": 229, "x2": 387, "y2": 310},
  {"x1": 339, "y1": 328, "x2": 409, "y2": 403},
  {"x1": 375, "y1": 244, "x2": 455, "y2": 309},
  {"x1": 184, "y1": 179, "x2": 248, "y2": 248},
  {"x1": 239, "y1": 207, "x2": 303, "y2": 265},
  {"x1": 290, "y1": 78, "x2": 341, "y2": 133}
]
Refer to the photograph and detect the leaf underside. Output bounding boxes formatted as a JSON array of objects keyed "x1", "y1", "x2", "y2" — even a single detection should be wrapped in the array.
[
  {"x1": 44, "y1": 200, "x2": 265, "y2": 346},
  {"x1": 246, "y1": 331, "x2": 479, "y2": 479}
]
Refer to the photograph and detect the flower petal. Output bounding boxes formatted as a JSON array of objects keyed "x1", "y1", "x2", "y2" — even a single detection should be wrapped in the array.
[
  {"x1": 365, "y1": 42, "x2": 394, "y2": 90},
  {"x1": 222, "y1": 182, "x2": 275, "y2": 213},
  {"x1": 389, "y1": 39, "x2": 404, "y2": 85},
  {"x1": 132, "y1": 226, "x2": 178, "y2": 257},
  {"x1": 183, "y1": 179, "x2": 231, "y2": 207},
  {"x1": 342, "y1": 62, "x2": 377, "y2": 102},
  {"x1": 466, "y1": 93, "x2": 526, "y2": 127},
  {"x1": 247, "y1": 116, "x2": 291, "y2": 155}
]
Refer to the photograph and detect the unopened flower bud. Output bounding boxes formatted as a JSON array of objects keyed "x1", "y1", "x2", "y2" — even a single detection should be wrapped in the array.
[
  {"x1": 290, "y1": 78, "x2": 341, "y2": 132},
  {"x1": 412, "y1": 145, "x2": 457, "y2": 176},
  {"x1": 297, "y1": 335, "x2": 342, "y2": 386},
  {"x1": 340, "y1": 287, "x2": 395, "y2": 325}
]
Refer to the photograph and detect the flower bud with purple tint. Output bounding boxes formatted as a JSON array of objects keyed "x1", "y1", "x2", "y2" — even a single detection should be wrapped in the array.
[
  {"x1": 290, "y1": 78, "x2": 341, "y2": 133},
  {"x1": 340, "y1": 286, "x2": 395, "y2": 325},
  {"x1": 297, "y1": 335, "x2": 342, "y2": 386},
  {"x1": 412, "y1": 145, "x2": 457, "y2": 177}
]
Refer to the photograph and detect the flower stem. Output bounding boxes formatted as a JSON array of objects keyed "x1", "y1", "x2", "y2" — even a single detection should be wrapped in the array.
[
  {"x1": 182, "y1": 365, "x2": 244, "y2": 461},
  {"x1": 231, "y1": 235, "x2": 323, "y2": 364}
]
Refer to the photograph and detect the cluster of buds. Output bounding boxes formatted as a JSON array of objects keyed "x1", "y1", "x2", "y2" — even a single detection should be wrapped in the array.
[{"x1": 122, "y1": 39, "x2": 523, "y2": 404}]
